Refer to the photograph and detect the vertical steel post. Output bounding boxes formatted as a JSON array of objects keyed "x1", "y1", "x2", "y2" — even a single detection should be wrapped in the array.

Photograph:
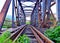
[
  {"x1": 17, "y1": 5, "x2": 20, "y2": 26},
  {"x1": 15, "y1": 0, "x2": 19, "y2": 26},
  {"x1": 34, "y1": 11, "x2": 36, "y2": 26},
  {"x1": 17, "y1": 5, "x2": 21, "y2": 26},
  {"x1": 56, "y1": 0, "x2": 60, "y2": 25},
  {"x1": 38, "y1": 0, "x2": 41, "y2": 27},
  {"x1": 42, "y1": 0, "x2": 46, "y2": 22},
  {"x1": 35, "y1": 8, "x2": 38, "y2": 27},
  {"x1": 30, "y1": 15, "x2": 32, "y2": 25},
  {"x1": 12, "y1": 0, "x2": 15, "y2": 28},
  {"x1": 46, "y1": 0, "x2": 51, "y2": 20},
  {"x1": 31, "y1": 14, "x2": 34, "y2": 26}
]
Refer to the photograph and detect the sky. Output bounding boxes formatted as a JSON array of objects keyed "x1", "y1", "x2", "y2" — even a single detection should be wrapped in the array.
[{"x1": 0, "y1": 0, "x2": 57, "y2": 21}]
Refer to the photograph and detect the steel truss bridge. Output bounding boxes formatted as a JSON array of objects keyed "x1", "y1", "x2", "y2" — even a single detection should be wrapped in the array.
[{"x1": 0, "y1": 0, "x2": 60, "y2": 43}]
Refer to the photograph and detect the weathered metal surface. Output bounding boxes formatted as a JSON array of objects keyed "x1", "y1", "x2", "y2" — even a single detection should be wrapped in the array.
[
  {"x1": 12, "y1": 0, "x2": 15, "y2": 28},
  {"x1": 56, "y1": 0, "x2": 60, "y2": 22},
  {"x1": 2, "y1": 24, "x2": 54, "y2": 43},
  {"x1": 46, "y1": 0, "x2": 51, "y2": 21},
  {"x1": 31, "y1": 25, "x2": 54, "y2": 43},
  {"x1": 18, "y1": 0, "x2": 26, "y2": 24},
  {"x1": 0, "y1": 0, "x2": 11, "y2": 30},
  {"x1": 30, "y1": 27, "x2": 44, "y2": 43},
  {"x1": 38, "y1": 0, "x2": 41, "y2": 27},
  {"x1": 4, "y1": 24, "x2": 26, "y2": 43},
  {"x1": 31, "y1": 0, "x2": 39, "y2": 26}
]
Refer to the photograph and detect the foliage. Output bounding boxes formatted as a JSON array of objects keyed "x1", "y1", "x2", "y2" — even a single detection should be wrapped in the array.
[
  {"x1": 2, "y1": 18, "x2": 12, "y2": 28},
  {"x1": 0, "y1": 31, "x2": 11, "y2": 43},
  {"x1": 16, "y1": 34, "x2": 30, "y2": 43},
  {"x1": 6, "y1": 39, "x2": 12, "y2": 43},
  {"x1": 26, "y1": 21, "x2": 30, "y2": 24},
  {"x1": 44, "y1": 26, "x2": 60, "y2": 43}
]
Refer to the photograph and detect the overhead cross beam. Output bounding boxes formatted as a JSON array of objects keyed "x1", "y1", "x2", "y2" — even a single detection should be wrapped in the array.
[
  {"x1": 23, "y1": 6, "x2": 34, "y2": 8},
  {"x1": 21, "y1": 0, "x2": 37, "y2": 2}
]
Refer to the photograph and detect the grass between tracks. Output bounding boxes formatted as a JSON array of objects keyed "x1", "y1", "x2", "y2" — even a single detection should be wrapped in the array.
[
  {"x1": 0, "y1": 31, "x2": 12, "y2": 43},
  {"x1": 44, "y1": 26, "x2": 60, "y2": 43},
  {"x1": 0, "y1": 31, "x2": 30, "y2": 43},
  {"x1": 16, "y1": 34, "x2": 30, "y2": 43},
  {"x1": 26, "y1": 21, "x2": 30, "y2": 25}
]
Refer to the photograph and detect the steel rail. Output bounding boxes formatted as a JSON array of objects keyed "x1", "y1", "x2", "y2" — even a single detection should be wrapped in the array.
[
  {"x1": 29, "y1": 27, "x2": 44, "y2": 43},
  {"x1": 4, "y1": 25, "x2": 26, "y2": 43},
  {"x1": 12, "y1": 25, "x2": 26, "y2": 43},
  {"x1": 31, "y1": 25, "x2": 54, "y2": 43},
  {"x1": 3, "y1": 25, "x2": 54, "y2": 43}
]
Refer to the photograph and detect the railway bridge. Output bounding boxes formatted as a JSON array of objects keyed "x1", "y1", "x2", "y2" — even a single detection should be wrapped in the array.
[{"x1": 0, "y1": 0, "x2": 60, "y2": 43}]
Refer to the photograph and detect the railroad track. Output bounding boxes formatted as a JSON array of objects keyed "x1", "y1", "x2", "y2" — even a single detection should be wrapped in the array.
[
  {"x1": 29, "y1": 25, "x2": 54, "y2": 43},
  {"x1": 1, "y1": 25, "x2": 54, "y2": 43},
  {"x1": 4, "y1": 24, "x2": 27, "y2": 43},
  {"x1": 0, "y1": 25, "x2": 26, "y2": 34}
]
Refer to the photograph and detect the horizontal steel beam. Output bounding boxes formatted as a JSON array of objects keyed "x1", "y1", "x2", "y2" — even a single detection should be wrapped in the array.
[{"x1": 23, "y1": 6, "x2": 34, "y2": 8}]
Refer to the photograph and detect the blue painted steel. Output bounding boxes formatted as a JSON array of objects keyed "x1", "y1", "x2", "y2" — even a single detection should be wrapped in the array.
[
  {"x1": 56, "y1": 0, "x2": 60, "y2": 22},
  {"x1": 35, "y1": 8, "x2": 39, "y2": 27},
  {"x1": 35, "y1": 4, "x2": 39, "y2": 27},
  {"x1": 46, "y1": 0, "x2": 51, "y2": 20},
  {"x1": 27, "y1": 0, "x2": 30, "y2": 1},
  {"x1": 20, "y1": 0, "x2": 36, "y2": 2},
  {"x1": 18, "y1": 4, "x2": 22, "y2": 26},
  {"x1": 31, "y1": 3, "x2": 39, "y2": 26},
  {"x1": 33, "y1": 12, "x2": 36, "y2": 26},
  {"x1": 18, "y1": 0, "x2": 26, "y2": 24},
  {"x1": 17, "y1": 5, "x2": 20, "y2": 26},
  {"x1": 31, "y1": 0, "x2": 38, "y2": 25},
  {"x1": 23, "y1": 6, "x2": 34, "y2": 8},
  {"x1": 12, "y1": 0, "x2": 15, "y2": 28},
  {"x1": 42, "y1": 0, "x2": 46, "y2": 21},
  {"x1": 24, "y1": 9, "x2": 33, "y2": 11}
]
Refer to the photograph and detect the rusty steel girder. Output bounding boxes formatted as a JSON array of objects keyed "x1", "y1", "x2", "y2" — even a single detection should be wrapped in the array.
[{"x1": 0, "y1": 0, "x2": 11, "y2": 30}]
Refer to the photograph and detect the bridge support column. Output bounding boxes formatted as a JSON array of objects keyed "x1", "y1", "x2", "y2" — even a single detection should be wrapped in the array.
[
  {"x1": 12, "y1": 0, "x2": 15, "y2": 28},
  {"x1": 42, "y1": 0, "x2": 46, "y2": 22},
  {"x1": 56, "y1": 0, "x2": 60, "y2": 25},
  {"x1": 38, "y1": 0, "x2": 41, "y2": 27},
  {"x1": 34, "y1": 13, "x2": 36, "y2": 26},
  {"x1": 46, "y1": 0, "x2": 51, "y2": 20}
]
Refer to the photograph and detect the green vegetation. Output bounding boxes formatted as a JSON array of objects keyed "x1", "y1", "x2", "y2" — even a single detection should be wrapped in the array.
[
  {"x1": 26, "y1": 21, "x2": 30, "y2": 24},
  {"x1": 2, "y1": 18, "x2": 12, "y2": 28},
  {"x1": 50, "y1": 15, "x2": 54, "y2": 21},
  {"x1": 44, "y1": 26, "x2": 60, "y2": 43},
  {"x1": 16, "y1": 34, "x2": 30, "y2": 43},
  {"x1": 6, "y1": 39, "x2": 12, "y2": 43},
  {"x1": 0, "y1": 31, "x2": 11, "y2": 43}
]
